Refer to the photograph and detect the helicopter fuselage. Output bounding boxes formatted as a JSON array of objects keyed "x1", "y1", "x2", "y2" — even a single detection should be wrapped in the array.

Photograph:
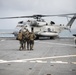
[
  {"x1": 13, "y1": 15, "x2": 76, "y2": 39},
  {"x1": 14, "y1": 20, "x2": 66, "y2": 39}
]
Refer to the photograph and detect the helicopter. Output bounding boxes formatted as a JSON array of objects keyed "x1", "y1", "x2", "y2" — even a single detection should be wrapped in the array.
[{"x1": 0, "y1": 13, "x2": 76, "y2": 39}]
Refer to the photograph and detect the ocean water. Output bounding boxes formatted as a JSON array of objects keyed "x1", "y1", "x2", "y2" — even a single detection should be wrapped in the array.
[
  {"x1": 0, "y1": 29, "x2": 15, "y2": 37},
  {"x1": 59, "y1": 29, "x2": 76, "y2": 37}
]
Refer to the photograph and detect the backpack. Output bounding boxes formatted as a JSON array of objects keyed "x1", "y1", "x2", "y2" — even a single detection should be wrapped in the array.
[
  {"x1": 17, "y1": 32, "x2": 23, "y2": 40},
  {"x1": 23, "y1": 31, "x2": 30, "y2": 40}
]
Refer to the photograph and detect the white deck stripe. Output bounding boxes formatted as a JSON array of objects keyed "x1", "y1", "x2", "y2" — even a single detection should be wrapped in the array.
[
  {"x1": 0, "y1": 54, "x2": 76, "y2": 63},
  {"x1": 50, "y1": 61, "x2": 68, "y2": 64}
]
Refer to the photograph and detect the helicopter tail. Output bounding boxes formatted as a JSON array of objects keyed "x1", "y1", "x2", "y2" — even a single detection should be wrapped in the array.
[{"x1": 66, "y1": 15, "x2": 76, "y2": 28}]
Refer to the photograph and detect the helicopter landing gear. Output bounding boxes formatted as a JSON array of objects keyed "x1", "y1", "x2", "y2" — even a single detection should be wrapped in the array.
[
  {"x1": 50, "y1": 37, "x2": 54, "y2": 39},
  {"x1": 35, "y1": 36, "x2": 39, "y2": 40}
]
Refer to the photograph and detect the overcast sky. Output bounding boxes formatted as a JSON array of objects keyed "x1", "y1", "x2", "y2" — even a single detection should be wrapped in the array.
[{"x1": 0, "y1": 0, "x2": 76, "y2": 30}]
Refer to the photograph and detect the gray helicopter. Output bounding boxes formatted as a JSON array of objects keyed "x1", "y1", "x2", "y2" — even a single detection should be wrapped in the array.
[{"x1": 0, "y1": 13, "x2": 76, "y2": 39}]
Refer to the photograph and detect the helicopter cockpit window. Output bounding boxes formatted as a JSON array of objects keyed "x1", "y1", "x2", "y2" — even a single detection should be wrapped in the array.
[
  {"x1": 50, "y1": 21, "x2": 55, "y2": 25},
  {"x1": 60, "y1": 24, "x2": 62, "y2": 26},
  {"x1": 37, "y1": 19, "x2": 45, "y2": 22},
  {"x1": 18, "y1": 21, "x2": 23, "y2": 24},
  {"x1": 48, "y1": 28, "x2": 51, "y2": 32}
]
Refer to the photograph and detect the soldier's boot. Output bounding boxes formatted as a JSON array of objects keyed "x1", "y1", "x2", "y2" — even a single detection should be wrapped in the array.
[
  {"x1": 22, "y1": 45, "x2": 24, "y2": 50},
  {"x1": 27, "y1": 45, "x2": 29, "y2": 50},
  {"x1": 31, "y1": 44, "x2": 34, "y2": 50},
  {"x1": 30, "y1": 45, "x2": 33, "y2": 50},
  {"x1": 30, "y1": 44, "x2": 32, "y2": 50},
  {"x1": 19, "y1": 46, "x2": 22, "y2": 51},
  {"x1": 20, "y1": 43, "x2": 24, "y2": 50}
]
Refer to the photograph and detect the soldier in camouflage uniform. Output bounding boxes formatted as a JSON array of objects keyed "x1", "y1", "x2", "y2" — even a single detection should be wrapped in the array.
[
  {"x1": 22, "y1": 29, "x2": 30, "y2": 50},
  {"x1": 18, "y1": 30, "x2": 24, "y2": 50},
  {"x1": 29, "y1": 32, "x2": 36, "y2": 50}
]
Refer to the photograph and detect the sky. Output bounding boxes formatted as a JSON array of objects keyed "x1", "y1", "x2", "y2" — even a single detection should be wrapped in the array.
[{"x1": 0, "y1": 0, "x2": 76, "y2": 32}]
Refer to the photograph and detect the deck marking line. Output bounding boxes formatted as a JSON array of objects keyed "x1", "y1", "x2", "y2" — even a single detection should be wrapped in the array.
[
  {"x1": 35, "y1": 41, "x2": 75, "y2": 46},
  {"x1": 0, "y1": 55, "x2": 76, "y2": 63}
]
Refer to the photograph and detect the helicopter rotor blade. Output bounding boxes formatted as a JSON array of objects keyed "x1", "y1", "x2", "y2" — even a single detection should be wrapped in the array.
[
  {"x1": 41, "y1": 13, "x2": 76, "y2": 16},
  {"x1": 0, "y1": 13, "x2": 76, "y2": 19},
  {"x1": 0, "y1": 16, "x2": 34, "y2": 19}
]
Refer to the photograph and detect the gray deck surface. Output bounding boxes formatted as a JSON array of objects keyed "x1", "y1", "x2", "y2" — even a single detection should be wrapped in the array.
[{"x1": 0, "y1": 37, "x2": 76, "y2": 75}]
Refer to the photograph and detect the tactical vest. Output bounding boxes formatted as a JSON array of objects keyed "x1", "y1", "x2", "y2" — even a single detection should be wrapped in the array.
[{"x1": 22, "y1": 31, "x2": 30, "y2": 40}]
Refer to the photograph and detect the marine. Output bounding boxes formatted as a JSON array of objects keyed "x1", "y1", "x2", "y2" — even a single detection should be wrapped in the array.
[
  {"x1": 29, "y1": 32, "x2": 36, "y2": 50},
  {"x1": 22, "y1": 29, "x2": 30, "y2": 50},
  {"x1": 17, "y1": 30, "x2": 24, "y2": 50}
]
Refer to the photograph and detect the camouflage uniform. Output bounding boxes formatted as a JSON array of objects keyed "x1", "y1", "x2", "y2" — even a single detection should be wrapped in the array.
[
  {"x1": 18, "y1": 31, "x2": 24, "y2": 50},
  {"x1": 29, "y1": 32, "x2": 36, "y2": 50},
  {"x1": 19, "y1": 40, "x2": 24, "y2": 50},
  {"x1": 22, "y1": 29, "x2": 30, "y2": 50}
]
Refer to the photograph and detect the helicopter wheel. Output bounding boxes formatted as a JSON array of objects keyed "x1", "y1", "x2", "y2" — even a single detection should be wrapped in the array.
[
  {"x1": 50, "y1": 37, "x2": 54, "y2": 39},
  {"x1": 35, "y1": 36, "x2": 39, "y2": 40},
  {"x1": 16, "y1": 37, "x2": 18, "y2": 40}
]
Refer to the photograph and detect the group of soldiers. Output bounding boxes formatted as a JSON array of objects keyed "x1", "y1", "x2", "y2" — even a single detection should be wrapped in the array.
[{"x1": 18, "y1": 28, "x2": 36, "y2": 50}]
